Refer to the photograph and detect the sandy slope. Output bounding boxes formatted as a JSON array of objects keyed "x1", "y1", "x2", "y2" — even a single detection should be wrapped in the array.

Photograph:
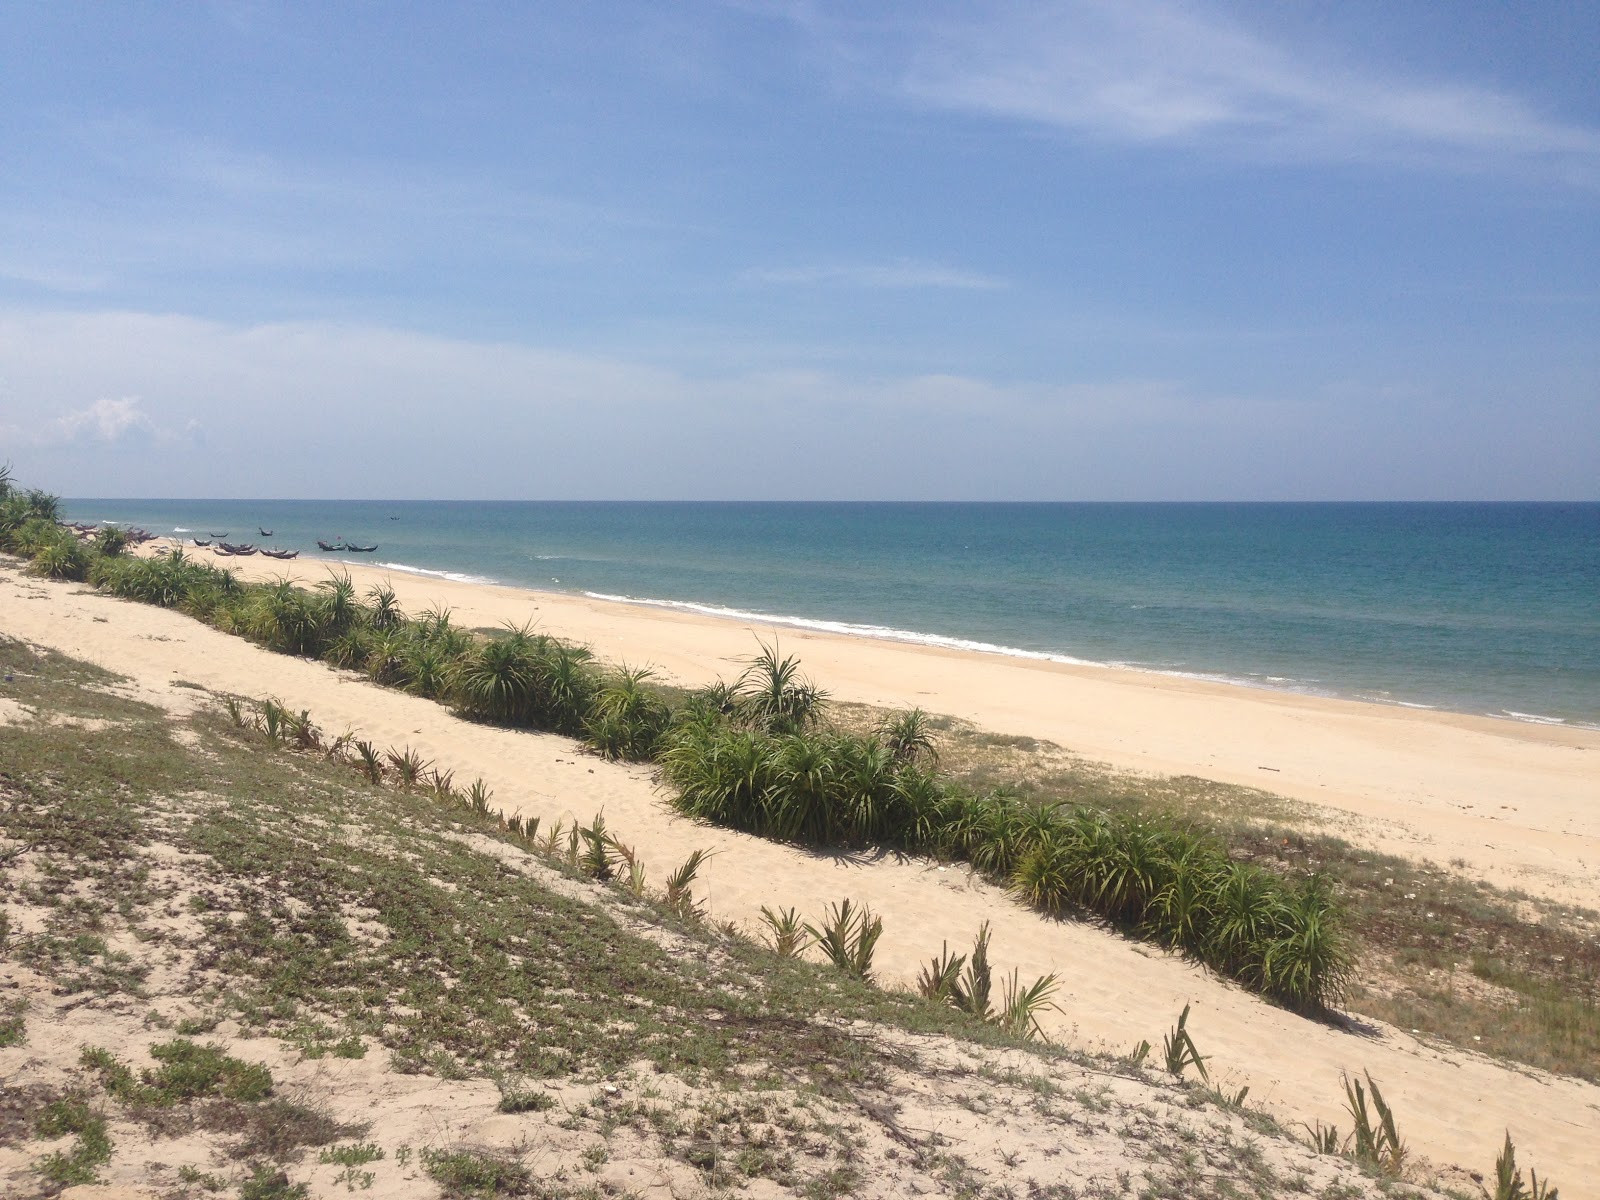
[{"x1": 4, "y1": 556, "x2": 1598, "y2": 1189}]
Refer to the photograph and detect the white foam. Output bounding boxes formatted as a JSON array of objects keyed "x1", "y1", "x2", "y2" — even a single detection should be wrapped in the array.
[
  {"x1": 172, "y1": 526, "x2": 192, "y2": 533},
  {"x1": 583, "y1": 592, "x2": 1106, "y2": 667},
  {"x1": 372, "y1": 560, "x2": 496, "y2": 585},
  {"x1": 1500, "y1": 710, "x2": 1568, "y2": 726}
]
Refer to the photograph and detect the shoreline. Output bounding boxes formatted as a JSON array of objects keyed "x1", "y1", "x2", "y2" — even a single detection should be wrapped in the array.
[
  {"x1": 157, "y1": 542, "x2": 1599, "y2": 909},
  {"x1": 254, "y1": 546, "x2": 1600, "y2": 732},
  {"x1": 9, "y1": 548, "x2": 1600, "y2": 1186}
]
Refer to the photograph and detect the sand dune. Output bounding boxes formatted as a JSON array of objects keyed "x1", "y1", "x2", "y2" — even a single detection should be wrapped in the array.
[{"x1": 5, "y1": 553, "x2": 1598, "y2": 1187}]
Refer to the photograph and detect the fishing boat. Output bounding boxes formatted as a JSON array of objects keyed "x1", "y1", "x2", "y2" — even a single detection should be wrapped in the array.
[
  {"x1": 260, "y1": 548, "x2": 299, "y2": 560},
  {"x1": 258, "y1": 527, "x2": 274, "y2": 537},
  {"x1": 192, "y1": 538, "x2": 212, "y2": 547},
  {"x1": 345, "y1": 543, "x2": 378, "y2": 553},
  {"x1": 317, "y1": 539, "x2": 344, "y2": 552}
]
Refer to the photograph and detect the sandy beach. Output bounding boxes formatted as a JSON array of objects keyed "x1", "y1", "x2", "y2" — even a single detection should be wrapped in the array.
[
  {"x1": 211, "y1": 550, "x2": 1600, "y2": 908},
  {"x1": 5, "y1": 548, "x2": 1598, "y2": 1187}
]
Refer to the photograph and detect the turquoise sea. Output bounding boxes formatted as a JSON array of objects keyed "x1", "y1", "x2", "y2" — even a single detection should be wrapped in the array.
[{"x1": 61, "y1": 500, "x2": 1600, "y2": 728}]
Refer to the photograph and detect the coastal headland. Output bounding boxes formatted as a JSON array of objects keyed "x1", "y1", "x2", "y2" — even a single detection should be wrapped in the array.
[{"x1": 3, "y1": 542, "x2": 1596, "y2": 1189}]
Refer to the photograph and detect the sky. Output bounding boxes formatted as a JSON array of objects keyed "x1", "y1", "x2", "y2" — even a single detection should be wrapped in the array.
[{"x1": 0, "y1": 0, "x2": 1596, "y2": 500}]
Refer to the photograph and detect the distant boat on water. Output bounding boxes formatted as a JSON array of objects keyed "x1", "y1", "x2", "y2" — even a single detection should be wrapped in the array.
[{"x1": 259, "y1": 527, "x2": 274, "y2": 537}]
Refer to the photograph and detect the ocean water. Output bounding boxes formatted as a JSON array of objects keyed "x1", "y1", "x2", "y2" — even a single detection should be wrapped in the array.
[{"x1": 61, "y1": 500, "x2": 1600, "y2": 728}]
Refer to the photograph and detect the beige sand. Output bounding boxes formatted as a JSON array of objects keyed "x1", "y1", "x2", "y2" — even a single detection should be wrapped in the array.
[{"x1": 6, "y1": 552, "x2": 1599, "y2": 1188}]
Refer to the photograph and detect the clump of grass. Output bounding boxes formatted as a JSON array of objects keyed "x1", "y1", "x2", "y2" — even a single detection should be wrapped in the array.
[
  {"x1": 422, "y1": 1147, "x2": 534, "y2": 1197},
  {"x1": 0, "y1": 1000, "x2": 26, "y2": 1048},
  {"x1": 81, "y1": 1039, "x2": 274, "y2": 1107},
  {"x1": 34, "y1": 1094, "x2": 113, "y2": 1186},
  {"x1": 240, "y1": 1165, "x2": 310, "y2": 1200},
  {"x1": 494, "y1": 1076, "x2": 557, "y2": 1114}
]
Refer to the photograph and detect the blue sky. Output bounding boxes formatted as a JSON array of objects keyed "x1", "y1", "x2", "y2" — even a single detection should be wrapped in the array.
[{"x1": 1, "y1": 0, "x2": 1596, "y2": 499}]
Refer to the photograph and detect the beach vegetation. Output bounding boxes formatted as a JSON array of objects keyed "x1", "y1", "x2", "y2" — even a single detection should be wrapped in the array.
[
  {"x1": 0, "y1": 630, "x2": 1536, "y2": 1197},
  {"x1": 759, "y1": 906, "x2": 812, "y2": 959},
  {"x1": 916, "y1": 922, "x2": 1060, "y2": 1041},
  {"x1": 6, "y1": 476, "x2": 1594, "y2": 1075},
  {"x1": 805, "y1": 899, "x2": 883, "y2": 982},
  {"x1": 1487, "y1": 1132, "x2": 1560, "y2": 1200}
]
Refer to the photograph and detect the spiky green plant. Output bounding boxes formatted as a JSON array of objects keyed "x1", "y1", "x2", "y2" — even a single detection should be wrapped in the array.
[
  {"x1": 351, "y1": 740, "x2": 384, "y2": 785},
  {"x1": 879, "y1": 707, "x2": 939, "y2": 767},
  {"x1": 585, "y1": 666, "x2": 671, "y2": 761},
  {"x1": 399, "y1": 641, "x2": 453, "y2": 700},
  {"x1": 1342, "y1": 1070, "x2": 1405, "y2": 1179},
  {"x1": 28, "y1": 532, "x2": 90, "y2": 581},
  {"x1": 1488, "y1": 1131, "x2": 1559, "y2": 1200},
  {"x1": 385, "y1": 747, "x2": 431, "y2": 789},
  {"x1": 806, "y1": 899, "x2": 882, "y2": 982},
  {"x1": 450, "y1": 623, "x2": 542, "y2": 724},
  {"x1": 916, "y1": 942, "x2": 966, "y2": 1003},
  {"x1": 999, "y1": 968, "x2": 1060, "y2": 1042},
  {"x1": 464, "y1": 778, "x2": 493, "y2": 816},
  {"x1": 255, "y1": 699, "x2": 290, "y2": 746},
  {"x1": 92, "y1": 525, "x2": 129, "y2": 556},
  {"x1": 734, "y1": 640, "x2": 827, "y2": 734},
  {"x1": 578, "y1": 813, "x2": 614, "y2": 880},
  {"x1": 766, "y1": 733, "x2": 839, "y2": 844},
  {"x1": 1261, "y1": 875, "x2": 1352, "y2": 1012},
  {"x1": 1204, "y1": 862, "x2": 1286, "y2": 986},
  {"x1": 830, "y1": 734, "x2": 901, "y2": 844},
  {"x1": 1162, "y1": 1004, "x2": 1208, "y2": 1082},
  {"x1": 426, "y1": 768, "x2": 456, "y2": 802},
  {"x1": 758, "y1": 905, "x2": 810, "y2": 957},
  {"x1": 664, "y1": 850, "x2": 711, "y2": 919},
  {"x1": 366, "y1": 583, "x2": 404, "y2": 631},
  {"x1": 316, "y1": 570, "x2": 364, "y2": 638}
]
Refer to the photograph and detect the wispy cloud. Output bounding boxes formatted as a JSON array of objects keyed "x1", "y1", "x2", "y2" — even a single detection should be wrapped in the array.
[
  {"x1": 798, "y1": 1, "x2": 1600, "y2": 184},
  {"x1": 745, "y1": 260, "x2": 1006, "y2": 290}
]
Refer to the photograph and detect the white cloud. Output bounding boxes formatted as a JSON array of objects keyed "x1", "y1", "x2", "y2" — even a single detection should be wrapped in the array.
[
  {"x1": 808, "y1": 1, "x2": 1600, "y2": 182},
  {"x1": 1, "y1": 395, "x2": 156, "y2": 448},
  {"x1": 53, "y1": 396, "x2": 154, "y2": 443}
]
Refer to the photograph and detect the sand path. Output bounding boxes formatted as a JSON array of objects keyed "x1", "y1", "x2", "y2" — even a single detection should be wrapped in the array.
[{"x1": 5, "y1": 559, "x2": 1598, "y2": 1186}]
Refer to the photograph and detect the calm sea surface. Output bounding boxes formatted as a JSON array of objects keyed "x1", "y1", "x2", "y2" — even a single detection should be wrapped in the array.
[{"x1": 62, "y1": 500, "x2": 1600, "y2": 728}]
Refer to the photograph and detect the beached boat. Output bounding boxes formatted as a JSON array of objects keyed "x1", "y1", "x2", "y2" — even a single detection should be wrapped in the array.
[
  {"x1": 260, "y1": 548, "x2": 299, "y2": 560},
  {"x1": 213, "y1": 546, "x2": 235, "y2": 557},
  {"x1": 192, "y1": 538, "x2": 212, "y2": 547}
]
